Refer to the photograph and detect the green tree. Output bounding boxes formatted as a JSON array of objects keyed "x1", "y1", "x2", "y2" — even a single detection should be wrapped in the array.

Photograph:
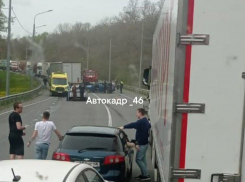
[{"x1": 0, "y1": 0, "x2": 7, "y2": 37}]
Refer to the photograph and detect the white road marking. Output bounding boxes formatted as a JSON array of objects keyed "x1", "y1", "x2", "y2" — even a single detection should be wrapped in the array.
[
  {"x1": 0, "y1": 97, "x2": 54, "y2": 116},
  {"x1": 120, "y1": 94, "x2": 133, "y2": 100},
  {"x1": 114, "y1": 91, "x2": 134, "y2": 100},
  {"x1": 92, "y1": 93, "x2": 112, "y2": 127}
]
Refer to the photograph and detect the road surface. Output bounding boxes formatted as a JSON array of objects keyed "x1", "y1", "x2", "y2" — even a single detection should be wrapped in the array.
[{"x1": 0, "y1": 88, "x2": 154, "y2": 182}]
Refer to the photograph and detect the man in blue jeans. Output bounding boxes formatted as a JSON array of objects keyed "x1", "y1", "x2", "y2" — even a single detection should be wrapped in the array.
[
  {"x1": 27, "y1": 111, "x2": 63, "y2": 159},
  {"x1": 119, "y1": 108, "x2": 151, "y2": 181}
]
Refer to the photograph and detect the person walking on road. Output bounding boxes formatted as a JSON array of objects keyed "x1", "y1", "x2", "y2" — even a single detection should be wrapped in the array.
[
  {"x1": 79, "y1": 83, "x2": 85, "y2": 101},
  {"x1": 72, "y1": 84, "x2": 77, "y2": 101},
  {"x1": 118, "y1": 108, "x2": 151, "y2": 181},
  {"x1": 8, "y1": 102, "x2": 26, "y2": 160},
  {"x1": 43, "y1": 77, "x2": 48, "y2": 89},
  {"x1": 104, "y1": 81, "x2": 107, "y2": 93},
  {"x1": 119, "y1": 80, "x2": 124, "y2": 94},
  {"x1": 27, "y1": 111, "x2": 63, "y2": 160}
]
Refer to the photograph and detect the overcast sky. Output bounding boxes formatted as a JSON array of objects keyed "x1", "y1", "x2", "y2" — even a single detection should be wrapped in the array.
[{"x1": 2, "y1": 0, "x2": 159, "y2": 38}]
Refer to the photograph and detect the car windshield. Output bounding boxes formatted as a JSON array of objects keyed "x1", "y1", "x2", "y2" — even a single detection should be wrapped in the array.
[
  {"x1": 85, "y1": 72, "x2": 95, "y2": 76},
  {"x1": 53, "y1": 78, "x2": 67, "y2": 85},
  {"x1": 61, "y1": 134, "x2": 121, "y2": 152}
]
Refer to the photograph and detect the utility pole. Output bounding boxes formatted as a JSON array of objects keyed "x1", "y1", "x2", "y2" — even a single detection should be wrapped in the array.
[
  {"x1": 87, "y1": 40, "x2": 90, "y2": 70},
  {"x1": 6, "y1": 0, "x2": 12, "y2": 96},
  {"x1": 109, "y1": 37, "x2": 112, "y2": 83},
  {"x1": 139, "y1": 20, "x2": 144, "y2": 88}
]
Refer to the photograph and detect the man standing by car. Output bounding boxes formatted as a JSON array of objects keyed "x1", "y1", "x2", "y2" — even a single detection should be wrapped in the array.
[
  {"x1": 8, "y1": 102, "x2": 26, "y2": 160},
  {"x1": 27, "y1": 111, "x2": 63, "y2": 160},
  {"x1": 118, "y1": 108, "x2": 151, "y2": 181}
]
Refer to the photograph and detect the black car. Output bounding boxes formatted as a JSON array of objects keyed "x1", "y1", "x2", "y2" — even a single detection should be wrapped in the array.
[{"x1": 52, "y1": 126, "x2": 134, "y2": 182}]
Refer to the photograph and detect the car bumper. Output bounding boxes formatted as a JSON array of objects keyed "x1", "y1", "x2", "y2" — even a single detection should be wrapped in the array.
[
  {"x1": 51, "y1": 91, "x2": 67, "y2": 95},
  {"x1": 99, "y1": 170, "x2": 125, "y2": 182}
]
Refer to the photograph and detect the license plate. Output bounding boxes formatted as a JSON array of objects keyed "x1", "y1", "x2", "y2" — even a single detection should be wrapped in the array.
[
  {"x1": 58, "y1": 91, "x2": 62, "y2": 93},
  {"x1": 79, "y1": 161, "x2": 100, "y2": 167}
]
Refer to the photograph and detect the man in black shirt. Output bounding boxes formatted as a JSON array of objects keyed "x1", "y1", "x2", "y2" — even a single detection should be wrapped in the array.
[{"x1": 8, "y1": 102, "x2": 26, "y2": 159}]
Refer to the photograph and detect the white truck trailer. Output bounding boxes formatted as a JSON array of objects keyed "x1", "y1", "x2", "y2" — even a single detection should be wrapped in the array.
[
  {"x1": 62, "y1": 63, "x2": 82, "y2": 83},
  {"x1": 41, "y1": 62, "x2": 50, "y2": 78},
  {"x1": 143, "y1": 0, "x2": 245, "y2": 182}
]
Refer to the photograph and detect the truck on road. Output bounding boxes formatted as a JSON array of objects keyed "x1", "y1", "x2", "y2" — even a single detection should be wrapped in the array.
[
  {"x1": 63, "y1": 63, "x2": 82, "y2": 84},
  {"x1": 83, "y1": 70, "x2": 98, "y2": 84},
  {"x1": 42, "y1": 62, "x2": 50, "y2": 78},
  {"x1": 50, "y1": 72, "x2": 68, "y2": 96},
  {"x1": 143, "y1": 0, "x2": 245, "y2": 182},
  {"x1": 47, "y1": 62, "x2": 63, "y2": 77},
  {"x1": 0, "y1": 60, "x2": 7, "y2": 70},
  {"x1": 36, "y1": 62, "x2": 42, "y2": 76},
  {"x1": 10, "y1": 60, "x2": 19, "y2": 71}
]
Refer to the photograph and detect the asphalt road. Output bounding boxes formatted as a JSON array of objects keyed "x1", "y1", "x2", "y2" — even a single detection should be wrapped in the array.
[{"x1": 0, "y1": 88, "x2": 154, "y2": 182}]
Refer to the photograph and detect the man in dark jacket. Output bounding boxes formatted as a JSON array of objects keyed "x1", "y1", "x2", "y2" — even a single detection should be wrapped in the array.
[
  {"x1": 118, "y1": 108, "x2": 151, "y2": 181},
  {"x1": 72, "y1": 84, "x2": 77, "y2": 101},
  {"x1": 79, "y1": 83, "x2": 85, "y2": 101},
  {"x1": 119, "y1": 81, "x2": 123, "y2": 94},
  {"x1": 104, "y1": 81, "x2": 107, "y2": 93}
]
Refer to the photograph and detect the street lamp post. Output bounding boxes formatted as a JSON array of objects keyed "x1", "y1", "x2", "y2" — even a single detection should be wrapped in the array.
[
  {"x1": 36, "y1": 25, "x2": 46, "y2": 29},
  {"x1": 31, "y1": 10, "x2": 52, "y2": 89},
  {"x1": 109, "y1": 37, "x2": 112, "y2": 83},
  {"x1": 35, "y1": 25, "x2": 47, "y2": 35},
  {"x1": 33, "y1": 10, "x2": 52, "y2": 39},
  {"x1": 87, "y1": 40, "x2": 90, "y2": 70},
  {"x1": 6, "y1": 0, "x2": 12, "y2": 96}
]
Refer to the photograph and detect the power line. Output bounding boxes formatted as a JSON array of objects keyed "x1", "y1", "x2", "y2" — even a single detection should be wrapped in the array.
[{"x1": 11, "y1": 7, "x2": 31, "y2": 35}]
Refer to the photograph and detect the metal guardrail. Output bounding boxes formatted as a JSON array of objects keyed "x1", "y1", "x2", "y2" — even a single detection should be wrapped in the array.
[
  {"x1": 0, "y1": 78, "x2": 42, "y2": 109},
  {"x1": 124, "y1": 85, "x2": 149, "y2": 96}
]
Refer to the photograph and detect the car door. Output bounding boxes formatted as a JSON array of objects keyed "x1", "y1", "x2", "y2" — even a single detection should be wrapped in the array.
[{"x1": 118, "y1": 130, "x2": 133, "y2": 173}]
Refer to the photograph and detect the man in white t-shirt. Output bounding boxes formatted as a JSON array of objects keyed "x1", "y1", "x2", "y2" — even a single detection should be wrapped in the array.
[{"x1": 27, "y1": 111, "x2": 63, "y2": 159}]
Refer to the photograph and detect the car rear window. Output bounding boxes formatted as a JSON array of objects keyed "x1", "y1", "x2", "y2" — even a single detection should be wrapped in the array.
[{"x1": 61, "y1": 133, "x2": 122, "y2": 151}]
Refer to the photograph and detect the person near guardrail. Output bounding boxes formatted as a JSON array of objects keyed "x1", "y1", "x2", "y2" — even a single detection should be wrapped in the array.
[
  {"x1": 8, "y1": 102, "x2": 27, "y2": 160},
  {"x1": 118, "y1": 108, "x2": 151, "y2": 181},
  {"x1": 43, "y1": 77, "x2": 48, "y2": 89},
  {"x1": 120, "y1": 80, "x2": 124, "y2": 94},
  {"x1": 27, "y1": 111, "x2": 63, "y2": 160}
]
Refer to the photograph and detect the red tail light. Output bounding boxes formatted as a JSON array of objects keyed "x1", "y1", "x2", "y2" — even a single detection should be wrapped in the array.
[
  {"x1": 53, "y1": 152, "x2": 71, "y2": 162},
  {"x1": 104, "y1": 155, "x2": 125, "y2": 165}
]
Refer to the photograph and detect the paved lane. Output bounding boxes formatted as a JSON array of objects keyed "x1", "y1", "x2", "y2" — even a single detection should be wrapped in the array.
[{"x1": 0, "y1": 89, "x2": 154, "y2": 182}]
